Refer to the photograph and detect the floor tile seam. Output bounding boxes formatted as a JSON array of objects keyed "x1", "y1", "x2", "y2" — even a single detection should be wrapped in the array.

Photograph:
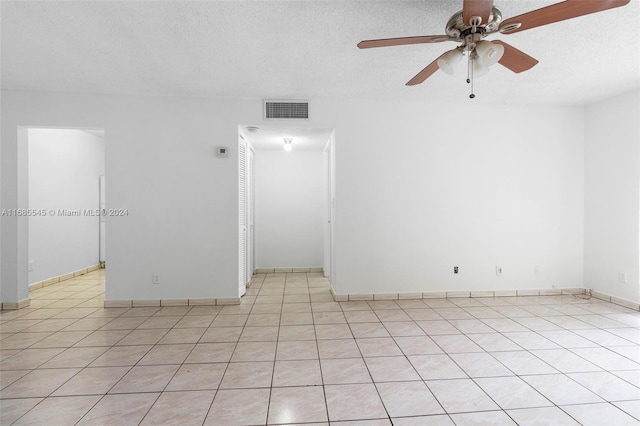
[
  {"x1": 521, "y1": 306, "x2": 565, "y2": 317},
  {"x1": 89, "y1": 329, "x2": 156, "y2": 367},
  {"x1": 315, "y1": 357, "x2": 333, "y2": 425},
  {"x1": 131, "y1": 359, "x2": 203, "y2": 425},
  {"x1": 0, "y1": 370, "x2": 33, "y2": 391},
  {"x1": 535, "y1": 340, "x2": 614, "y2": 355},
  {"x1": 135, "y1": 340, "x2": 200, "y2": 367},
  {"x1": 264, "y1": 344, "x2": 279, "y2": 425},
  {"x1": 498, "y1": 409, "x2": 543, "y2": 426},
  {"x1": 0, "y1": 342, "x2": 59, "y2": 371},
  {"x1": 375, "y1": 317, "x2": 424, "y2": 342},
  {"x1": 469, "y1": 374, "x2": 556, "y2": 412},
  {"x1": 109, "y1": 361, "x2": 195, "y2": 395},
  {"x1": 567, "y1": 315, "x2": 629, "y2": 330},
  {"x1": 11, "y1": 390, "x2": 96, "y2": 425},
  {"x1": 500, "y1": 332, "x2": 566, "y2": 352},
  {"x1": 430, "y1": 406, "x2": 510, "y2": 416},
  {"x1": 362, "y1": 377, "x2": 393, "y2": 423},
  {"x1": 555, "y1": 401, "x2": 616, "y2": 424},
  {"x1": 197, "y1": 384, "x2": 220, "y2": 426},
  {"x1": 149, "y1": 308, "x2": 193, "y2": 320},
  {"x1": 361, "y1": 341, "x2": 425, "y2": 383},
  {"x1": 459, "y1": 311, "x2": 508, "y2": 323},
  {"x1": 409, "y1": 344, "x2": 475, "y2": 383},
  {"x1": 329, "y1": 324, "x2": 368, "y2": 384},
  {"x1": 611, "y1": 370, "x2": 640, "y2": 389},
  {"x1": 563, "y1": 345, "x2": 631, "y2": 372},
  {"x1": 444, "y1": 317, "x2": 506, "y2": 339},
  {"x1": 56, "y1": 363, "x2": 137, "y2": 396},
  {"x1": 462, "y1": 327, "x2": 529, "y2": 353},
  {"x1": 95, "y1": 391, "x2": 161, "y2": 426},
  {"x1": 12, "y1": 362, "x2": 105, "y2": 416},
  {"x1": 573, "y1": 329, "x2": 640, "y2": 348},
  {"x1": 606, "y1": 396, "x2": 640, "y2": 407},
  {"x1": 0, "y1": 349, "x2": 71, "y2": 372},
  {"x1": 480, "y1": 349, "x2": 556, "y2": 379},
  {"x1": 267, "y1": 298, "x2": 286, "y2": 398}
]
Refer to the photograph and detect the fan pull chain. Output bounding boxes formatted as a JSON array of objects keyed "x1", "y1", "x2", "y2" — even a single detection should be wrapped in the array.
[{"x1": 467, "y1": 54, "x2": 475, "y2": 99}]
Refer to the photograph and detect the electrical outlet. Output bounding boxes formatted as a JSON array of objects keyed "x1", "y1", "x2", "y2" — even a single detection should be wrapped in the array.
[
  {"x1": 453, "y1": 266, "x2": 459, "y2": 274},
  {"x1": 496, "y1": 266, "x2": 503, "y2": 276},
  {"x1": 619, "y1": 272, "x2": 628, "y2": 284},
  {"x1": 534, "y1": 265, "x2": 541, "y2": 276},
  {"x1": 152, "y1": 273, "x2": 160, "y2": 284},
  {"x1": 28, "y1": 261, "x2": 34, "y2": 272}
]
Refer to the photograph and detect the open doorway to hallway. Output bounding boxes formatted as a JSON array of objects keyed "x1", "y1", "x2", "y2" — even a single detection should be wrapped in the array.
[
  {"x1": 238, "y1": 125, "x2": 335, "y2": 296},
  {"x1": 26, "y1": 127, "x2": 106, "y2": 295}
]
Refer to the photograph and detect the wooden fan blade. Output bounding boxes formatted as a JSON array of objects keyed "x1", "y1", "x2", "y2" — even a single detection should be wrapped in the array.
[
  {"x1": 500, "y1": 0, "x2": 630, "y2": 34},
  {"x1": 463, "y1": 0, "x2": 494, "y2": 25},
  {"x1": 406, "y1": 53, "x2": 447, "y2": 86},
  {"x1": 358, "y1": 35, "x2": 452, "y2": 49},
  {"x1": 492, "y1": 40, "x2": 539, "y2": 73}
]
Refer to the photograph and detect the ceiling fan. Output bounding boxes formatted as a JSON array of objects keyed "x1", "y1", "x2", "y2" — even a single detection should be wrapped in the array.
[{"x1": 358, "y1": 0, "x2": 630, "y2": 98}]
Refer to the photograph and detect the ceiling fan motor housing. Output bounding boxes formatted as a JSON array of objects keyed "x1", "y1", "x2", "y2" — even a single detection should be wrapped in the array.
[{"x1": 445, "y1": 6, "x2": 503, "y2": 40}]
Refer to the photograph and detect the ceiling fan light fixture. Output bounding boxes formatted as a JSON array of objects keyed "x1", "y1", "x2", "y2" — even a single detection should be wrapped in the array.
[
  {"x1": 472, "y1": 59, "x2": 490, "y2": 78},
  {"x1": 475, "y1": 40, "x2": 504, "y2": 67},
  {"x1": 437, "y1": 48, "x2": 463, "y2": 75}
]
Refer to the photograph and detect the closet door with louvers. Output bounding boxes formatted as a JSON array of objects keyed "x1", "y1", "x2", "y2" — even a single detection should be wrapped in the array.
[
  {"x1": 247, "y1": 148, "x2": 255, "y2": 283},
  {"x1": 238, "y1": 137, "x2": 247, "y2": 296}
]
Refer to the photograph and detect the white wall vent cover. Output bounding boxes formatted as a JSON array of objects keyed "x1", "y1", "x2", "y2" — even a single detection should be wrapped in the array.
[{"x1": 264, "y1": 100, "x2": 309, "y2": 120}]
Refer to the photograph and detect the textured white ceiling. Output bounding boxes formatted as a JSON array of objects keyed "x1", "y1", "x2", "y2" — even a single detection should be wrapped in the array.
[{"x1": 1, "y1": 0, "x2": 638, "y2": 106}]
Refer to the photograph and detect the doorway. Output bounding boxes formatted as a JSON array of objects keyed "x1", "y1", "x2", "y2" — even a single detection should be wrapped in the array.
[
  {"x1": 26, "y1": 127, "x2": 106, "y2": 289},
  {"x1": 238, "y1": 125, "x2": 334, "y2": 295}
]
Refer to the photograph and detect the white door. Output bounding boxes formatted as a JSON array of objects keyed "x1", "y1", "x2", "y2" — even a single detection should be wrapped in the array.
[
  {"x1": 247, "y1": 148, "x2": 255, "y2": 283},
  {"x1": 238, "y1": 137, "x2": 247, "y2": 296},
  {"x1": 324, "y1": 143, "x2": 332, "y2": 279},
  {"x1": 99, "y1": 175, "x2": 106, "y2": 266}
]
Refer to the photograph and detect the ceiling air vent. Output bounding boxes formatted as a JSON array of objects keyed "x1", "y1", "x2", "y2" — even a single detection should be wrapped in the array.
[{"x1": 264, "y1": 100, "x2": 309, "y2": 120}]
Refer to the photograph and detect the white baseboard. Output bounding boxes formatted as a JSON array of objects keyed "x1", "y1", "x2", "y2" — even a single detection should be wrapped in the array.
[
  {"x1": 330, "y1": 286, "x2": 638, "y2": 311},
  {"x1": 254, "y1": 267, "x2": 323, "y2": 274},
  {"x1": 331, "y1": 288, "x2": 572, "y2": 302},
  {"x1": 104, "y1": 297, "x2": 241, "y2": 308},
  {"x1": 0, "y1": 298, "x2": 31, "y2": 311},
  {"x1": 29, "y1": 263, "x2": 102, "y2": 290},
  {"x1": 591, "y1": 290, "x2": 640, "y2": 311}
]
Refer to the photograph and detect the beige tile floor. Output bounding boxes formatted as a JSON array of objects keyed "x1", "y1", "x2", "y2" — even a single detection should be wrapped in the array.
[{"x1": 1, "y1": 270, "x2": 640, "y2": 425}]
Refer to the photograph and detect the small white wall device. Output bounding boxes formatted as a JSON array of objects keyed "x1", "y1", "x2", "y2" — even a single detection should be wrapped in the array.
[{"x1": 216, "y1": 147, "x2": 229, "y2": 158}]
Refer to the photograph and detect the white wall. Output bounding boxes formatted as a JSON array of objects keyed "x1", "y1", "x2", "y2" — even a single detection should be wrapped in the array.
[
  {"x1": 254, "y1": 149, "x2": 324, "y2": 268},
  {"x1": 1, "y1": 91, "x2": 261, "y2": 303},
  {"x1": 330, "y1": 100, "x2": 585, "y2": 296},
  {"x1": 28, "y1": 128, "x2": 105, "y2": 284},
  {"x1": 584, "y1": 89, "x2": 640, "y2": 304},
  {"x1": 324, "y1": 133, "x2": 336, "y2": 280},
  {"x1": 1, "y1": 89, "x2": 589, "y2": 304}
]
